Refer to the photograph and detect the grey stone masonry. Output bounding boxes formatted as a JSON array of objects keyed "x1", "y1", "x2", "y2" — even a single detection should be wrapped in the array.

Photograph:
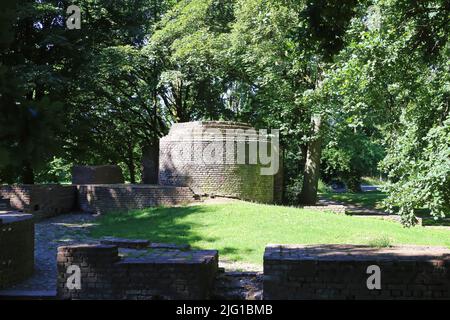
[
  {"x1": 57, "y1": 244, "x2": 219, "y2": 300},
  {"x1": 264, "y1": 244, "x2": 450, "y2": 300},
  {"x1": 0, "y1": 213, "x2": 34, "y2": 289}
]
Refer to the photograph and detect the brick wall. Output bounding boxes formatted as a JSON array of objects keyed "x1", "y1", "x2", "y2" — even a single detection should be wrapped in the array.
[
  {"x1": 0, "y1": 214, "x2": 34, "y2": 289},
  {"x1": 159, "y1": 121, "x2": 279, "y2": 203},
  {"x1": 0, "y1": 184, "x2": 77, "y2": 219},
  {"x1": 57, "y1": 244, "x2": 218, "y2": 299},
  {"x1": 72, "y1": 165, "x2": 124, "y2": 184},
  {"x1": 264, "y1": 244, "x2": 450, "y2": 300},
  {"x1": 76, "y1": 184, "x2": 196, "y2": 214}
]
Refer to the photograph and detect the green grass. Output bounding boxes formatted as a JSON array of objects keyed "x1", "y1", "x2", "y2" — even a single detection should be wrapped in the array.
[
  {"x1": 367, "y1": 235, "x2": 392, "y2": 248},
  {"x1": 90, "y1": 202, "x2": 450, "y2": 266},
  {"x1": 320, "y1": 190, "x2": 387, "y2": 209},
  {"x1": 361, "y1": 176, "x2": 385, "y2": 186}
]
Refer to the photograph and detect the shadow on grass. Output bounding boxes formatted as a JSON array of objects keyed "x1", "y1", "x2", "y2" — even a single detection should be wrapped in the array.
[
  {"x1": 90, "y1": 205, "x2": 219, "y2": 245},
  {"x1": 219, "y1": 246, "x2": 255, "y2": 262},
  {"x1": 89, "y1": 205, "x2": 260, "y2": 262}
]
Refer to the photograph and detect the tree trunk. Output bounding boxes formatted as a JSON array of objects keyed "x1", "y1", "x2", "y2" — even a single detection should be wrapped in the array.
[
  {"x1": 21, "y1": 160, "x2": 34, "y2": 184},
  {"x1": 299, "y1": 115, "x2": 323, "y2": 205},
  {"x1": 127, "y1": 161, "x2": 136, "y2": 184},
  {"x1": 141, "y1": 140, "x2": 159, "y2": 184},
  {"x1": 126, "y1": 140, "x2": 136, "y2": 184}
]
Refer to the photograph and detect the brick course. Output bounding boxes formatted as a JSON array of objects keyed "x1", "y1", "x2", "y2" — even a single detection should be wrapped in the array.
[
  {"x1": 0, "y1": 214, "x2": 34, "y2": 289},
  {"x1": 76, "y1": 184, "x2": 196, "y2": 214},
  {"x1": 57, "y1": 244, "x2": 218, "y2": 300},
  {"x1": 0, "y1": 184, "x2": 76, "y2": 220},
  {"x1": 263, "y1": 244, "x2": 450, "y2": 300},
  {"x1": 159, "y1": 121, "x2": 279, "y2": 203}
]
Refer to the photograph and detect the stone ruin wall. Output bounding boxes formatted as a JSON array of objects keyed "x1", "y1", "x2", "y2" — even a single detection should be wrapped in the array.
[
  {"x1": 0, "y1": 214, "x2": 34, "y2": 289},
  {"x1": 57, "y1": 244, "x2": 218, "y2": 300},
  {"x1": 159, "y1": 121, "x2": 281, "y2": 203},
  {"x1": 263, "y1": 244, "x2": 450, "y2": 300}
]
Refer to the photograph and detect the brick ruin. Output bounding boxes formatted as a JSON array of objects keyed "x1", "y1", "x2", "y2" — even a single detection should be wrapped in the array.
[
  {"x1": 2, "y1": 122, "x2": 449, "y2": 300},
  {"x1": 52, "y1": 242, "x2": 450, "y2": 300},
  {"x1": 57, "y1": 244, "x2": 218, "y2": 300},
  {"x1": 0, "y1": 214, "x2": 34, "y2": 289},
  {"x1": 264, "y1": 244, "x2": 450, "y2": 300},
  {"x1": 0, "y1": 184, "x2": 76, "y2": 220},
  {"x1": 77, "y1": 184, "x2": 196, "y2": 215},
  {"x1": 0, "y1": 184, "x2": 197, "y2": 218},
  {"x1": 0, "y1": 121, "x2": 284, "y2": 218},
  {"x1": 159, "y1": 121, "x2": 282, "y2": 203},
  {"x1": 71, "y1": 165, "x2": 125, "y2": 185}
]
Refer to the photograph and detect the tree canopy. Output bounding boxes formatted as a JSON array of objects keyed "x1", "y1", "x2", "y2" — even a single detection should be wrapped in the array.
[{"x1": 0, "y1": 0, "x2": 448, "y2": 225}]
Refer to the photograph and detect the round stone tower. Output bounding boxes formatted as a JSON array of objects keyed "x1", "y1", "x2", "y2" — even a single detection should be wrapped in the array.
[{"x1": 159, "y1": 121, "x2": 279, "y2": 203}]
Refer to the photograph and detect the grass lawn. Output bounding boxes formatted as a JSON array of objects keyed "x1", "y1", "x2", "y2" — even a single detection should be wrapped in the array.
[
  {"x1": 89, "y1": 202, "x2": 450, "y2": 266},
  {"x1": 319, "y1": 190, "x2": 387, "y2": 209}
]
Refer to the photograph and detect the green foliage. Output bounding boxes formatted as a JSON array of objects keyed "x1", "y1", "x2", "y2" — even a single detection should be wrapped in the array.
[
  {"x1": 317, "y1": 179, "x2": 332, "y2": 193},
  {"x1": 148, "y1": 0, "x2": 236, "y2": 121},
  {"x1": 35, "y1": 157, "x2": 72, "y2": 183},
  {"x1": 285, "y1": 176, "x2": 304, "y2": 204},
  {"x1": 1, "y1": 0, "x2": 447, "y2": 227},
  {"x1": 382, "y1": 117, "x2": 450, "y2": 225},
  {"x1": 322, "y1": 0, "x2": 449, "y2": 224},
  {"x1": 368, "y1": 235, "x2": 391, "y2": 248},
  {"x1": 321, "y1": 129, "x2": 385, "y2": 191},
  {"x1": 0, "y1": 0, "x2": 70, "y2": 183}
]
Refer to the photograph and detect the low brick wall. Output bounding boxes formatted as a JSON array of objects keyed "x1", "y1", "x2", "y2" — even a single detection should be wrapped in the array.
[
  {"x1": 0, "y1": 184, "x2": 76, "y2": 219},
  {"x1": 0, "y1": 214, "x2": 34, "y2": 289},
  {"x1": 57, "y1": 244, "x2": 218, "y2": 299},
  {"x1": 264, "y1": 244, "x2": 450, "y2": 300},
  {"x1": 76, "y1": 184, "x2": 196, "y2": 214}
]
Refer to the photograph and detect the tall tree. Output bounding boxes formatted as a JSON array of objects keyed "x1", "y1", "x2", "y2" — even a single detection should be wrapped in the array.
[
  {"x1": 324, "y1": 0, "x2": 449, "y2": 224},
  {"x1": 147, "y1": 0, "x2": 237, "y2": 122},
  {"x1": 229, "y1": 0, "x2": 358, "y2": 204},
  {"x1": 0, "y1": 0, "x2": 71, "y2": 183}
]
